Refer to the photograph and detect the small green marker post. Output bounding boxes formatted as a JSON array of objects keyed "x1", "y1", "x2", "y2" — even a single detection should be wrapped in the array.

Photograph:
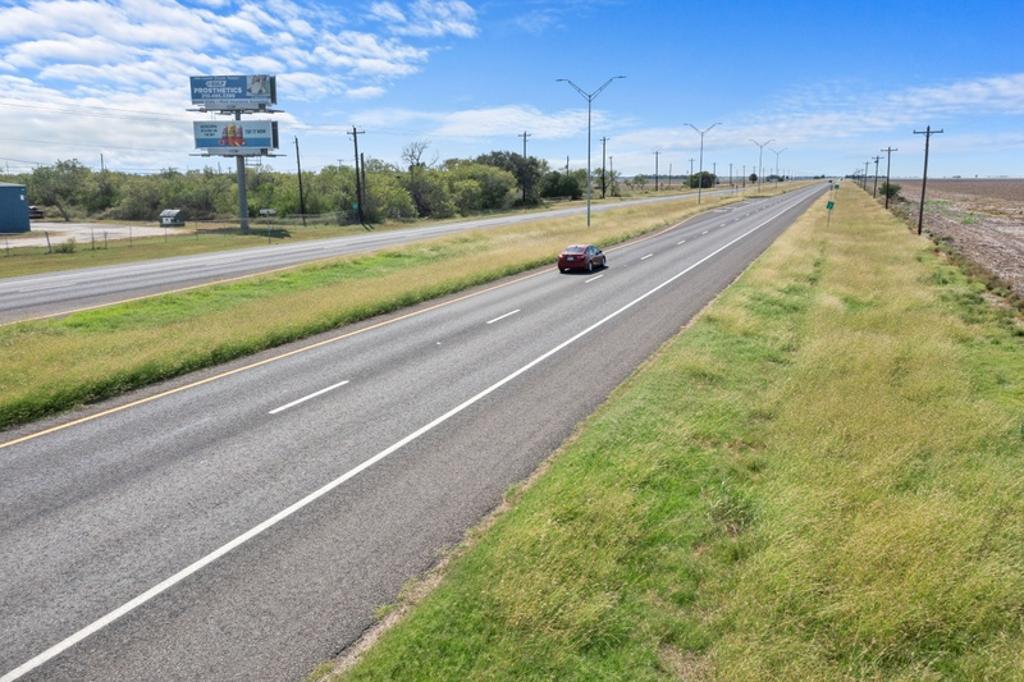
[{"x1": 826, "y1": 199, "x2": 835, "y2": 228}]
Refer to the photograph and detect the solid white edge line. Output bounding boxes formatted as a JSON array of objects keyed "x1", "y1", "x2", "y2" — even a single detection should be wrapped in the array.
[
  {"x1": 485, "y1": 308, "x2": 520, "y2": 325},
  {"x1": 268, "y1": 380, "x2": 350, "y2": 415},
  {"x1": 0, "y1": 186, "x2": 821, "y2": 682},
  {"x1": 584, "y1": 274, "x2": 603, "y2": 283},
  {"x1": 640, "y1": 254, "x2": 653, "y2": 261}
]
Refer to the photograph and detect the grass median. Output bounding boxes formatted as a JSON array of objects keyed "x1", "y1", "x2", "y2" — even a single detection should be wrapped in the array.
[
  {"x1": 328, "y1": 184, "x2": 1024, "y2": 680},
  {"x1": 0, "y1": 191, "x2": 763, "y2": 432}
]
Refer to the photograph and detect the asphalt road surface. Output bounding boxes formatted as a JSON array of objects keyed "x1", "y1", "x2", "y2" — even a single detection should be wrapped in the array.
[
  {"x1": 0, "y1": 186, "x2": 752, "y2": 324},
  {"x1": 0, "y1": 183, "x2": 828, "y2": 681}
]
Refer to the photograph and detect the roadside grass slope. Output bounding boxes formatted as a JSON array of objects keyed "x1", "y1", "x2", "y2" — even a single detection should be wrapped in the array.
[
  {"x1": 0, "y1": 191, "x2": 757, "y2": 432},
  {"x1": 332, "y1": 184, "x2": 1024, "y2": 680}
]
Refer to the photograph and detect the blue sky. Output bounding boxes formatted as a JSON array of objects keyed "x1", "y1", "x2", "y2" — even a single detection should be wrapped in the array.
[{"x1": 0, "y1": 0, "x2": 1021, "y2": 178}]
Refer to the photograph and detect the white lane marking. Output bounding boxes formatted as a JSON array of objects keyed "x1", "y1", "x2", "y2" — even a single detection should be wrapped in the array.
[
  {"x1": 677, "y1": 239, "x2": 687, "y2": 245},
  {"x1": 701, "y1": 230, "x2": 709, "y2": 235},
  {"x1": 640, "y1": 254, "x2": 653, "y2": 261},
  {"x1": 0, "y1": 189, "x2": 819, "y2": 682},
  {"x1": 585, "y1": 274, "x2": 604, "y2": 283},
  {"x1": 268, "y1": 380, "x2": 350, "y2": 415},
  {"x1": 486, "y1": 308, "x2": 520, "y2": 325}
]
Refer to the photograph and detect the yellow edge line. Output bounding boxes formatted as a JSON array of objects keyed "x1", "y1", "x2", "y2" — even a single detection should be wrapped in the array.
[{"x1": 0, "y1": 196, "x2": 741, "y2": 451}]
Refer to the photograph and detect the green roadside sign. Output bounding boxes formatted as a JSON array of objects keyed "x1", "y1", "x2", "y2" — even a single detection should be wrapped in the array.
[{"x1": 826, "y1": 201, "x2": 835, "y2": 211}]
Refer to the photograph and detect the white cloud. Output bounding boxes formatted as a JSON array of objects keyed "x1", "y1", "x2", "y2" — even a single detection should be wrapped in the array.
[
  {"x1": 370, "y1": 1, "x2": 406, "y2": 23},
  {"x1": 378, "y1": 0, "x2": 478, "y2": 38},
  {"x1": 346, "y1": 85, "x2": 386, "y2": 99},
  {"x1": 351, "y1": 104, "x2": 600, "y2": 139}
]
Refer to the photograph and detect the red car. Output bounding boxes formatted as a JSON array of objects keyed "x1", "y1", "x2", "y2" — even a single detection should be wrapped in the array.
[{"x1": 558, "y1": 244, "x2": 607, "y2": 273}]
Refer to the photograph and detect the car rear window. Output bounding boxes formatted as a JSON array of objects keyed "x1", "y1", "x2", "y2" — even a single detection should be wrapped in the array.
[{"x1": 565, "y1": 246, "x2": 586, "y2": 254}]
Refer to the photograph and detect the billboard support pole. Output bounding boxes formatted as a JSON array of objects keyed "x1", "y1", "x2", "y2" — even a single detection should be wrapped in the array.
[{"x1": 235, "y1": 114, "x2": 250, "y2": 233}]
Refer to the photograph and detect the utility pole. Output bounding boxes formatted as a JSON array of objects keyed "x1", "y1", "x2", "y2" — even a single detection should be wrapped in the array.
[
  {"x1": 294, "y1": 136, "x2": 307, "y2": 226},
  {"x1": 600, "y1": 136, "x2": 609, "y2": 198},
  {"x1": 654, "y1": 150, "x2": 660, "y2": 191},
  {"x1": 750, "y1": 138, "x2": 774, "y2": 193},
  {"x1": 556, "y1": 75, "x2": 626, "y2": 226},
  {"x1": 729, "y1": 162, "x2": 733, "y2": 186},
  {"x1": 609, "y1": 155, "x2": 615, "y2": 196},
  {"x1": 863, "y1": 161, "x2": 869, "y2": 190},
  {"x1": 688, "y1": 158, "x2": 694, "y2": 188},
  {"x1": 881, "y1": 146, "x2": 898, "y2": 209},
  {"x1": 742, "y1": 164, "x2": 746, "y2": 188},
  {"x1": 347, "y1": 126, "x2": 366, "y2": 224},
  {"x1": 871, "y1": 155, "x2": 882, "y2": 197},
  {"x1": 518, "y1": 130, "x2": 532, "y2": 203},
  {"x1": 100, "y1": 153, "x2": 105, "y2": 173},
  {"x1": 686, "y1": 122, "x2": 721, "y2": 204},
  {"x1": 914, "y1": 125, "x2": 943, "y2": 235},
  {"x1": 566, "y1": 155, "x2": 570, "y2": 175},
  {"x1": 360, "y1": 152, "x2": 369, "y2": 226}
]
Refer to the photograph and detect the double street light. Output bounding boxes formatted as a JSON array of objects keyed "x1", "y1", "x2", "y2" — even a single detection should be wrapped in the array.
[
  {"x1": 557, "y1": 75, "x2": 626, "y2": 226},
  {"x1": 770, "y1": 147, "x2": 787, "y2": 191},
  {"x1": 749, "y1": 138, "x2": 774, "y2": 193},
  {"x1": 685, "y1": 122, "x2": 721, "y2": 204}
]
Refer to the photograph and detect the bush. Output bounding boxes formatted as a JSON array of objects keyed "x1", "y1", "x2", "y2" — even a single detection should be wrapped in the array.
[{"x1": 52, "y1": 238, "x2": 76, "y2": 254}]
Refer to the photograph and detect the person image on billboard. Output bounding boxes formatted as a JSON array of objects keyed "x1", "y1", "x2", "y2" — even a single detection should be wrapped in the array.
[{"x1": 248, "y1": 75, "x2": 270, "y2": 97}]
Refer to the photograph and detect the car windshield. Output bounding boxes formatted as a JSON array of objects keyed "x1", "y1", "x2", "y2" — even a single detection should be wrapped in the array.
[{"x1": 564, "y1": 246, "x2": 586, "y2": 254}]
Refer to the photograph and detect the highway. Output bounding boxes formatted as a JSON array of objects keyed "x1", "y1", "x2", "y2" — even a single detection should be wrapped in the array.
[
  {"x1": 0, "y1": 186, "x2": 751, "y2": 323},
  {"x1": 0, "y1": 183, "x2": 827, "y2": 681}
]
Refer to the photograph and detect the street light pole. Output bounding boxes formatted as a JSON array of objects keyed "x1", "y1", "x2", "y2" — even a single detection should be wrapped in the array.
[
  {"x1": 685, "y1": 122, "x2": 721, "y2": 204},
  {"x1": 770, "y1": 147, "x2": 787, "y2": 193},
  {"x1": 556, "y1": 75, "x2": 626, "y2": 226},
  {"x1": 750, "y1": 138, "x2": 774, "y2": 193}
]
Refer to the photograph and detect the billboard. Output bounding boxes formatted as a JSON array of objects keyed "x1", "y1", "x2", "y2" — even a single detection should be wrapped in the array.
[
  {"x1": 193, "y1": 120, "x2": 279, "y2": 156},
  {"x1": 190, "y1": 75, "x2": 276, "y2": 110}
]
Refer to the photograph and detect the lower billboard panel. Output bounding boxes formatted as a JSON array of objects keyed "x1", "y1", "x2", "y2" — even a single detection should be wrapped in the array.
[{"x1": 193, "y1": 120, "x2": 279, "y2": 155}]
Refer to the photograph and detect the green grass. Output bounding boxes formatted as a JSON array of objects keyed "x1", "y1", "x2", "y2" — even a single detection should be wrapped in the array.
[
  {"x1": 330, "y1": 184, "x2": 1024, "y2": 680},
  {"x1": 0, "y1": 191, "x2": 766, "y2": 432}
]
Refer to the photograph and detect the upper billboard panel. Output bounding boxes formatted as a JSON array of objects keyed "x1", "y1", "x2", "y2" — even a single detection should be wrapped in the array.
[{"x1": 190, "y1": 75, "x2": 276, "y2": 111}]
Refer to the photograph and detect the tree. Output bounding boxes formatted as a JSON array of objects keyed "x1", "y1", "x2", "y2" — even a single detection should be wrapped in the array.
[
  {"x1": 402, "y1": 140, "x2": 433, "y2": 175},
  {"x1": 447, "y1": 163, "x2": 516, "y2": 210},
  {"x1": 748, "y1": 173, "x2": 758, "y2": 183},
  {"x1": 28, "y1": 159, "x2": 91, "y2": 221},
  {"x1": 475, "y1": 151, "x2": 547, "y2": 205},
  {"x1": 688, "y1": 171, "x2": 716, "y2": 189},
  {"x1": 540, "y1": 171, "x2": 582, "y2": 200}
]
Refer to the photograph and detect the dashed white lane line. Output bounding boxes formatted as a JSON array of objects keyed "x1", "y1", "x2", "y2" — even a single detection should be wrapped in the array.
[
  {"x1": 640, "y1": 254, "x2": 653, "y2": 261},
  {"x1": 585, "y1": 274, "x2": 604, "y2": 283},
  {"x1": 268, "y1": 380, "x2": 350, "y2": 415},
  {"x1": 701, "y1": 230, "x2": 709, "y2": 235},
  {"x1": 486, "y1": 308, "x2": 521, "y2": 325},
  {"x1": 677, "y1": 239, "x2": 687, "y2": 245}
]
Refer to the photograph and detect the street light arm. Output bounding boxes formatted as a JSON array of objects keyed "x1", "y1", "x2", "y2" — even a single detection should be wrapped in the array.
[
  {"x1": 556, "y1": 78, "x2": 588, "y2": 100},
  {"x1": 592, "y1": 75, "x2": 625, "y2": 98}
]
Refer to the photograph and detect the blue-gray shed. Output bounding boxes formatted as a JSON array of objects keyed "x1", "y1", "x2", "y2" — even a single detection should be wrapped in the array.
[{"x1": 0, "y1": 183, "x2": 30, "y2": 233}]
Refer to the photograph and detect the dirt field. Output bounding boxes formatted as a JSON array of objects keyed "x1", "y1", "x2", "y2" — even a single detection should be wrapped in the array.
[{"x1": 891, "y1": 178, "x2": 1024, "y2": 298}]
